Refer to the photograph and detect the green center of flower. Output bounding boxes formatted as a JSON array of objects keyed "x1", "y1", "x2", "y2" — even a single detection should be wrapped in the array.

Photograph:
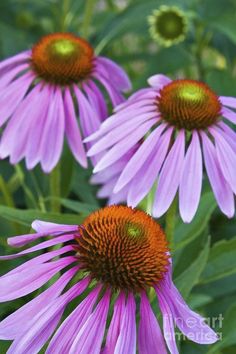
[
  {"x1": 149, "y1": 6, "x2": 188, "y2": 46},
  {"x1": 75, "y1": 206, "x2": 169, "y2": 292},
  {"x1": 31, "y1": 33, "x2": 94, "y2": 85},
  {"x1": 158, "y1": 79, "x2": 222, "y2": 130}
]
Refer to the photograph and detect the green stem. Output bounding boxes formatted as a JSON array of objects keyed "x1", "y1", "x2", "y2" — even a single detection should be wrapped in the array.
[
  {"x1": 49, "y1": 163, "x2": 61, "y2": 213},
  {"x1": 165, "y1": 198, "x2": 177, "y2": 249},
  {"x1": 81, "y1": 0, "x2": 96, "y2": 38},
  {"x1": 60, "y1": 0, "x2": 70, "y2": 32}
]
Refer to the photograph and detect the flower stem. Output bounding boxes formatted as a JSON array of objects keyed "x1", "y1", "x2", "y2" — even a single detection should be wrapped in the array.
[
  {"x1": 49, "y1": 163, "x2": 61, "y2": 213},
  {"x1": 81, "y1": 0, "x2": 96, "y2": 39},
  {"x1": 165, "y1": 197, "x2": 177, "y2": 249}
]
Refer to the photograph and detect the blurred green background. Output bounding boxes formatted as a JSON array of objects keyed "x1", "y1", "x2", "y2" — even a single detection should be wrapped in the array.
[{"x1": 0, "y1": 0, "x2": 236, "y2": 353}]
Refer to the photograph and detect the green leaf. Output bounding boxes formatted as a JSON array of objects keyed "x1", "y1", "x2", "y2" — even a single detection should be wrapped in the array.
[
  {"x1": 59, "y1": 198, "x2": 98, "y2": 214},
  {"x1": 0, "y1": 205, "x2": 85, "y2": 229},
  {"x1": 175, "y1": 192, "x2": 216, "y2": 250},
  {"x1": 174, "y1": 237, "x2": 210, "y2": 298},
  {"x1": 199, "y1": 237, "x2": 236, "y2": 284}
]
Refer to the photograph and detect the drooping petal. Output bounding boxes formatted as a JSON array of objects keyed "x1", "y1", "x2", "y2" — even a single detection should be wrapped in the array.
[
  {"x1": 201, "y1": 132, "x2": 234, "y2": 217},
  {"x1": 86, "y1": 80, "x2": 108, "y2": 120},
  {"x1": 138, "y1": 291, "x2": 167, "y2": 354},
  {"x1": 6, "y1": 278, "x2": 89, "y2": 354},
  {"x1": 128, "y1": 127, "x2": 173, "y2": 207},
  {"x1": 40, "y1": 88, "x2": 65, "y2": 173},
  {"x1": 69, "y1": 289, "x2": 110, "y2": 354},
  {"x1": 153, "y1": 130, "x2": 185, "y2": 217},
  {"x1": 155, "y1": 288, "x2": 179, "y2": 354},
  {"x1": 148, "y1": 74, "x2": 172, "y2": 89},
  {"x1": 0, "y1": 266, "x2": 78, "y2": 340},
  {"x1": 0, "y1": 63, "x2": 29, "y2": 91},
  {"x1": 87, "y1": 110, "x2": 157, "y2": 156},
  {"x1": 93, "y1": 72, "x2": 124, "y2": 106},
  {"x1": 221, "y1": 106, "x2": 236, "y2": 124},
  {"x1": 114, "y1": 123, "x2": 166, "y2": 192},
  {"x1": 179, "y1": 131, "x2": 203, "y2": 223},
  {"x1": 46, "y1": 286, "x2": 101, "y2": 354},
  {"x1": 158, "y1": 273, "x2": 218, "y2": 345},
  {"x1": 64, "y1": 87, "x2": 87, "y2": 167},
  {"x1": 0, "y1": 255, "x2": 75, "y2": 302},
  {"x1": 103, "y1": 292, "x2": 126, "y2": 354},
  {"x1": 220, "y1": 96, "x2": 236, "y2": 109},
  {"x1": 113, "y1": 293, "x2": 136, "y2": 354},
  {"x1": 0, "y1": 50, "x2": 30, "y2": 73},
  {"x1": 209, "y1": 127, "x2": 236, "y2": 193},
  {"x1": 95, "y1": 56, "x2": 131, "y2": 92},
  {"x1": 93, "y1": 118, "x2": 157, "y2": 173}
]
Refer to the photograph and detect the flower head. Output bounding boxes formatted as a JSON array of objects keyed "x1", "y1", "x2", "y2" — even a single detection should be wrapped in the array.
[
  {"x1": 0, "y1": 206, "x2": 217, "y2": 353},
  {"x1": 0, "y1": 32, "x2": 131, "y2": 172},
  {"x1": 148, "y1": 6, "x2": 188, "y2": 47},
  {"x1": 87, "y1": 75, "x2": 236, "y2": 222}
]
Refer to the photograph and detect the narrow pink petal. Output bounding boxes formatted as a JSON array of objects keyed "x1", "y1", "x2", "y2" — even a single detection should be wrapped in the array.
[
  {"x1": 32, "y1": 220, "x2": 77, "y2": 233},
  {"x1": 64, "y1": 88, "x2": 87, "y2": 167},
  {"x1": 69, "y1": 289, "x2": 110, "y2": 354},
  {"x1": 201, "y1": 132, "x2": 234, "y2": 217},
  {"x1": 6, "y1": 278, "x2": 89, "y2": 354},
  {"x1": 0, "y1": 63, "x2": 28, "y2": 91},
  {"x1": 113, "y1": 293, "x2": 136, "y2": 354},
  {"x1": 95, "y1": 56, "x2": 131, "y2": 92},
  {"x1": 93, "y1": 118, "x2": 157, "y2": 173},
  {"x1": 40, "y1": 88, "x2": 65, "y2": 173},
  {"x1": 155, "y1": 289, "x2": 179, "y2": 354},
  {"x1": 210, "y1": 127, "x2": 236, "y2": 193},
  {"x1": 103, "y1": 292, "x2": 126, "y2": 354},
  {"x1": 0, "y1": 71, "x2": 34, "y2": 129},
  {"x1": 221, "y1": 106, "x2": 236, "y2": 124},
  {"x1": 148, "y1": 74, "x2": 172, "y2": 89},
  {"x1": 0, "y1": 50, "x2": 30, "y2": 73},
  {"x1": 128, "y1": 128, "x2": 173, "y2": 207},
  {"x1": 93, "y1": 72, "x2": 124, "y2": 106},
  {"x1": 0, "y1": 266, "x2": 78, "y2": 339},
  {"x1": 153, "y1": 130, "x2": 185, "y2": 217},
  {"x1": 220, "y1": 96, "x2": 236, "y2": 109},
  {"x1": 179, "y1": 131, "x2": 203, "y2": 223},
  {"x1": 0, "y1": 235, "x2": 74, "y2": 260},
  {"x1": 46, "y1": 286, "x2": 101, "y2": 353},
  {"x1": 114, "y1": 88, "x2": 157, "y2": 112},
  {"x1": 85, "y1": 105, "x2": 156, "y2": 143},
  {"x1": 87, "y1": 110, "x2": 157, "y2": 156},
  {"x1": 158, "y1": 274, "x2": 218, "y2": 344},
  {"x1": 24, "y1": 84, "x2": 52, "y2": 169},
  {"x1": 138, "y1": 291, "x2": 167, "y2": 354},
  {"x1": 218, "y1": 121, "x2": 236, "y2": 151},
  {"x1": 0, "y1": 255, "x2": 75, "y2": 302},
  {"x1": 114, "y1": 124, "x2": 166, "y2": 192},
  {"x1": 87, "y1": 80, "x2": 108, "y2": 120}
]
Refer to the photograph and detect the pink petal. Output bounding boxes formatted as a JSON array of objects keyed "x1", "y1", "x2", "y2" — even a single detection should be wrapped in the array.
[
  {"x1": 0, "y1": 50, "x2": 30, "y2": 73},
  {"x1": 148, "y1": 74, "x2": 172, "y2": 89},
  {"x1": 86, "y1": 80, "x2": 108, "y2": 120},
  {"x1": 93, "y1": 118, "x2": 157, "y2": 173},
  {"x1": 103, "y1": 292, "x2": 126, "y2": 354},
  {"x1": 64, "y1": 88, "x2": 87, "y2": 167},
  {"x1": 95, "y1": 56, "x2": 131, "y2": 92},
  {"x1": 220, "y1": 96, "x2": 236, "y2": 109},
  {"x1": 93, "y1": 72, "x2": 124, "y2": 106},
  {"x1": 179, "y1": 131, "x2": 203, "y2": 223},
  {"x1": 114, "y1": 124, "x2": 166, "y2": 192},
  {"x1": 0, "y1": 266, "x2": 78, "y2": 339},
  {"x1": 46, "y1": 286, "x2": 101, "y2": 353},
  {"x1": 139, "y1": 291, "x2": 167, "y2": 354},
  {"x1": 201, "y1": 132, "x2": 234, "y2": 218},
  {"x1": 40, "y1": 88, "x2": 65, "y2": 173},
  {"x1": 221, "y1": 106, "x2": 236, "y2": 124},
  {"x1": 113, "y1": 293, "x2": 136, "y2": 354},
  {"x1": 210, "y1": 127, "x2": 236, "y2": 193},
  {"x1": 153, "y1": 130, "x2": 185, "y2": 217},
  {"x1": 69, "y1": 289, "x2": 110, "y2": 354}
]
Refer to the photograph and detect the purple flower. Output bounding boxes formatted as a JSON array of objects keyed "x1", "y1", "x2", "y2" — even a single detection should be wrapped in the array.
[
  {"x1": 0, "y1": 206, "x2": 217, "y2": 353},
  {"x1": 0, "y1": 32, "x2": 130, "y2": 172},
  {"x1": 87, "y1": 75, "x2": 236, "y2": 222}
]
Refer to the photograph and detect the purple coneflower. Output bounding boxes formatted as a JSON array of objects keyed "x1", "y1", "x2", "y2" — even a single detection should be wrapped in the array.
[
  {"x1": 0, "y1": 32, "x2": 130, "y2": 172},
  {"x1": 87, "y1": 75, "x2": 236, "y2": 222},
  {"x1": 0, "y1": 206, "x2": 217, "y2": 353}
]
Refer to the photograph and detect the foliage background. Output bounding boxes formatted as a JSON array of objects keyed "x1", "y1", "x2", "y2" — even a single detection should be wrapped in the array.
[{"x1": 0, "y1": 0, "x2": 236, "y2": 353}]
